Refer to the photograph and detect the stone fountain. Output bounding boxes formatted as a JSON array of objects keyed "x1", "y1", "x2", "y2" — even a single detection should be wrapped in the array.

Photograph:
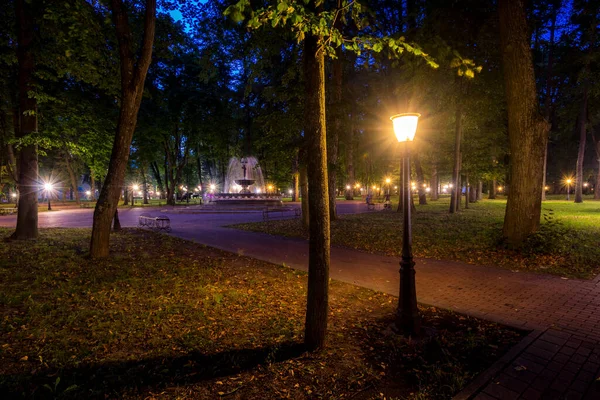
[{"x1": 213, "y1": 157, "x2": 282, "y2": 206}]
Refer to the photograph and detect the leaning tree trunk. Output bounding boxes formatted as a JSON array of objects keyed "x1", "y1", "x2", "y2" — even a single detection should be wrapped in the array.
[
  {"x1": 150, "y1": 161, "x2": 164, "y2": 197},
  {"x1": 449, "y1": 100, "x2": 462, "y2": 213},
  {"x1": 499, "y1": 0, "x2": 550, "y2": 246},
  {"x1": 90, "y1": 0, "x2": 156, "y2": 258},
  {"x1": 11, "y1": 0, "x2": 38, "y2": 240},
  {"x1": 574, "y1": 89, "x2": 588, "y2": 203},
  {"x1": 328, "y1": 41, "x2": 342, "y2": 221},
  {"x1": 303, "y1": 30, "x2": 330, "y2": 352}
]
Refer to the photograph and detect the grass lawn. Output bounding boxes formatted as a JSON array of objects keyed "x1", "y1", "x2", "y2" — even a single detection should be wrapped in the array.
[
  {"x1": 0, "y1": 228, "x2": 523, "y2": 399},
  {"x1": 233, "y1": 197, "x2": 600, "y2": 279}
]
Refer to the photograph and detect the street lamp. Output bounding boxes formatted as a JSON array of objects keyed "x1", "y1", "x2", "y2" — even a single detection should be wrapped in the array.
[
  {"x1": 390, "y1": 112, "x2": 421, "y2": 336},
  {"x1": 43, "y1": 182, "x2": 54, "y2": 211},
  {"x1": 566, "y1": 178, "x2": 572, "y2": 200}
]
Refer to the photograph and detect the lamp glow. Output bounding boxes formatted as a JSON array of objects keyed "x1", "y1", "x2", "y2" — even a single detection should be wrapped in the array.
[
  {"x1": 390, "y1": 113, "x2": 421, "y2": 142},
  {"x1": 44, "y1": 183, "x2": 53, "y2": 191}
]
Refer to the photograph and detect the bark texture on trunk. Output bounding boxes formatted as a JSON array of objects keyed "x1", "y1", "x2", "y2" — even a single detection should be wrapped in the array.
[
  {"x1": 12, "y1": 0, "x2": 38, "y2": 240},
  {"x1": 345, "y1": 116, "x2": 355, "y2": 200},
  {"x1": 499, "y1": 0, "x2": 550, "y2": 246},
  {"x1": 303, "y1": 32, "x2": 330, "y2": 352},
  {"x1": 90, "y1": 0, "x2": 156, "y2": 258},
  {"x1": 574, "y1": 89, "x2": 588, "y2": 203}
]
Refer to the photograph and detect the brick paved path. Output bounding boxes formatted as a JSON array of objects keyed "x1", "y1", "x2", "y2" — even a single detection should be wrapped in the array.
[{"x1": 1, "y1": 205, "x2": 599, "y2": 398}]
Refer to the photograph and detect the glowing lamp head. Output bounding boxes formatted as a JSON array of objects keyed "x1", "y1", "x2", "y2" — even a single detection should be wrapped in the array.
[
  {"x1": 426, "y1": 187, "x2": 431, "y2": 193},
  {"x1": 346, "y1": 185, "x2": 350, "y2": 190},
  {"x1": 85, "y1": 190, "x2": 91, "y2": 196},
  {"x1": 11, "y1": 192, "x2": 17, "y2": 198},
  {"x1": 390, "y1": 113, "x2": 420, "y2": 142},
  {"x1": 133, "y1": 184, "x2": 139, "y2": 191},
  {"x1": 288, "y1": 189, "x2": 293, "y2": 194},
  {"x1": 44, "y1": 183, "x2": 53, "y2": 191},
  {"x1": 210, "y1": 184, "x2": 216, "y2": 191},
  {"x1": 385, "y1": 178, "x2": 391, "y2": 184},
  {"x1": 584, "y1": 183, "x2": 589, "y2": 187},
  {"x1": 566, "y1": 179, "x2": 572, "y2": 184}
]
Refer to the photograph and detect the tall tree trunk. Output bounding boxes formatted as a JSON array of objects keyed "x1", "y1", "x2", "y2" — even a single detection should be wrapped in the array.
[
  {"x1": 489, "y1": 179, "x2": 497, "y2": 199},
  {"x1": 328, "y1": 34, "x2": 342, "y2": 220},
  {"x1": 574, "y1": 89, "x2": 588, "y2": 203},
  {"x1": 303, "y1": 30, "x2": 330, "y2": 352},
  {"x1": 542, "y1": 1, "x2": 559, "y2": 201},
  {"x1": 499, "y1": 0, "x2": 550, "y2": 245},
  {"x1": 414, "y1": 154, "x2": 427, "y2": 205},
  {"x1": 477, "y1": 181, "x2": 483, "y2": 201},
  {"x1": 11, "y1": 0, "x2": 38, "y2": 240},
  {"x1": 464, "y1": 174, "x2": 469, "y2": 209},
  {"x1": 292, "y1": 151, "x2": 299, "y2": 202},
  {"x1": 593, "y1": 129, "x2": 600, "y2": 200},
  {"x1": 64, "y1": 153, "x2": 81, "y2": 205},
  {"x1": 90, "y1": 0, "x2": 156, "y2": 258},
  {"x1": 123, "y1": 188, "x2": 128, "y2": 206},
  {"x1": 196, "y1": 144, "x2": 203, "y2": 190},
  {"x1": 142, "y1": 165, "x2": 149, "y2": 204},
  {"x1": 449, "y1": 100, "x2": 462, "y2": 213},
  {"x1": 430, "y1": 163, "x2": 438, "y2": 201},
  {"x1": 90, "y1": 175, "x2": 95, "y2": 199},
  {"x1": 344, "y1": 119, "x2": 354, "y2": 200}
]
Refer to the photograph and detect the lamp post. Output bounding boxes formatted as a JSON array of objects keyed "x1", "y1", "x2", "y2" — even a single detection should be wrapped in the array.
[
  {"x1": 390, "y1": 112, "x2": 421, "y2": 336},
  {"x1": 566, "y1": 179, "x2": 572, "y2": 201},
  {"x1": 43, "y1": 182, "x2": 53, "y2": 211}
]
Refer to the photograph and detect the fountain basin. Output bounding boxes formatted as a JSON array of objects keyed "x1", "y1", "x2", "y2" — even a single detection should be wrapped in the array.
[{"x1": 212, "y1": 193, "x2": 282, "y2": 206}]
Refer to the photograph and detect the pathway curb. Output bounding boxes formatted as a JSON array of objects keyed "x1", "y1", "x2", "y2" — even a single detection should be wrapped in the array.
[{"x1": 453, "y1": 329, "x2": 544, "y2": 400}]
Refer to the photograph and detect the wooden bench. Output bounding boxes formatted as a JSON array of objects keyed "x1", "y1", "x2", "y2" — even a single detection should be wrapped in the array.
[
  {"x1": 138, "y1": 214, "x2": 172, "y2": 232},
  {"x1": 263, "y1": 207, "x2": 301, "y2": 221},
  {"x1": 0, "y1": 208, "x2": 17, "y2": 215}
]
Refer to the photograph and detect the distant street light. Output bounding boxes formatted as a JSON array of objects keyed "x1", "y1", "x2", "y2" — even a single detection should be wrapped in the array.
[
  {"x1": 566, "y1": 178, "x2": 572, "y2": 201},
  {"x1": 390, "y1": 112, "x2": 421, "y2": 336}
]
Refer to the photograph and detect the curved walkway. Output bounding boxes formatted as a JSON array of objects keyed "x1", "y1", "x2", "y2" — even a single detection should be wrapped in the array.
[{"x1": 1, "y1": 203, "x2": 599, "y2": 399}]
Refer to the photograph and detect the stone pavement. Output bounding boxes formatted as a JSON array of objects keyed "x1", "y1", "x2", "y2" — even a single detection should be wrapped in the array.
[{"x1": 1, "y1": 204, "x2": 599, "y2": 399}]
